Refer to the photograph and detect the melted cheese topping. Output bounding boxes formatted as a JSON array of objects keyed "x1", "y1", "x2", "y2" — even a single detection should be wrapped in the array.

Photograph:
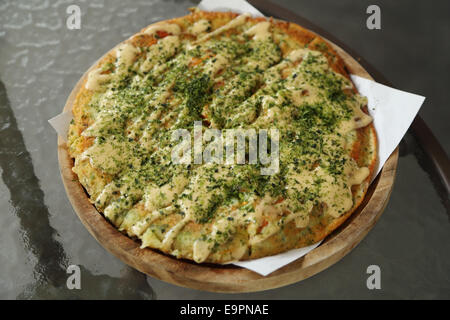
[{"x1": 72, "y1": 16, "x2": 374, "y2": 264}]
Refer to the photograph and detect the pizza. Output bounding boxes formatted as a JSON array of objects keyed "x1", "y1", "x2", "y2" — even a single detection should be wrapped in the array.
[{"x1": 67, "y1": 9, "x2": 377, "y2": 264}]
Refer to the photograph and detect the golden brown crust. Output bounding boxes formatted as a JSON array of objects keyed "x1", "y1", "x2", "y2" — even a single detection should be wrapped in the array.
[{"x1": 68, "y1": 10, "x2": 378, "y2": 263}]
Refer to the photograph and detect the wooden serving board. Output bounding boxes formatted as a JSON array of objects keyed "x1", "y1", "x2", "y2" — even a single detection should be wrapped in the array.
[{"x1": 58, "y1": 18, "x2": 398, "y2": 293}]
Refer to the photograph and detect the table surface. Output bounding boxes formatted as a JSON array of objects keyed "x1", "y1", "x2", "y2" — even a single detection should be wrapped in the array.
[{"x1": 0, "y1": 0, "x2": 448, "y2": 299}]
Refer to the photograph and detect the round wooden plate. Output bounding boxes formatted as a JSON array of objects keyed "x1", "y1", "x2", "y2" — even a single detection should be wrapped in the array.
[{"x1": 58, "y1": 18, "x2": 398, "y2": 293}]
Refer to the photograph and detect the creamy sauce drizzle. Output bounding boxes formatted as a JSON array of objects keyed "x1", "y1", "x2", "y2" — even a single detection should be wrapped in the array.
[
  {"x1": 140, "y1": 35, "x2": 180, "y2": 72},
  {"x1": 190, "y1": 19, "x2": 210, "y2": 35},
  {"x1": 244, "y1": 21, "x2": 271, "y2": 40},
  {"x1": 196, "y1": 13, "x2": 250, "y2": 43},
  {"x1": 85, "y1": 68, "x2": 112, "y2": 91},
  {"x1": 143, "y1": 23, "x2": 181, "y2": 36}
]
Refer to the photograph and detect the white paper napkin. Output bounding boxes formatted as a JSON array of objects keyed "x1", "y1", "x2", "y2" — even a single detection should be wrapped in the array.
[
  {"x1": 197, "y1": 0, "x2": 264, "y2": 17},
  {"x1": 351, "y1": 75, "x2": 425, "y2": 178},
  {"x1": 49, "y1": 110, "x2": 72, "y2": 141},
  {"x1": 49, "y1": 0, "x2": 426, "y2": 276}
]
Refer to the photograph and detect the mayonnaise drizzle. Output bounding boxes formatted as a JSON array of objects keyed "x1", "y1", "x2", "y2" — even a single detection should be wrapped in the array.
[
  {"x1": 190, "y1": 19, "x2": 210, "y2": 35},
  {"x1": 143, "y1": 23, "x2": 181, "y2": 36},
  {"x1": 116, "y1": 43, "x2": 139, "y2": 70},
  {"x1": 244, "y1": 21, "x2": 271, "y2": 40},
  {"x1": 140, "y1": 35, "x2": 180, "y2": 72},
  {"x1": 85, "y1": 68, "x2": 112, "y2": 91},
  {"x1": 196, "y1": 13, "x2": 250, "y2": 43}
]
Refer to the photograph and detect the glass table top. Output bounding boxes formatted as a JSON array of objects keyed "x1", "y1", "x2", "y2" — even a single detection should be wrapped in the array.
[{"x1": 0, "y1": 0, "x2": 448, "y2": 299}]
